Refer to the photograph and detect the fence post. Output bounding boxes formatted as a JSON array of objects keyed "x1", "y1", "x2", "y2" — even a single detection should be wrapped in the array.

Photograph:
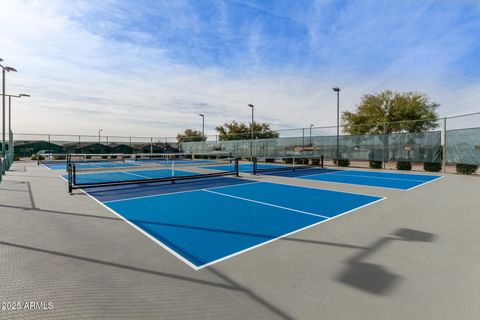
[
  {"x1": 150, "y1": 137, "x2": 153, "y2": 154},
  {"x1": 78, "y1": 135, "x2": 81, "y2": 152},
  {"x1": 48, "y1": 134, "x2": 51, "y2": 151},
  {"x1": 382, "y1": 122, "x2": 386, "y2": 169},
  {"x1": 442, "y1": 117, "x2": 447, "y2": 174},
  {"x1": 302, "y1": 128, "x2": 305, "y2": 149}
]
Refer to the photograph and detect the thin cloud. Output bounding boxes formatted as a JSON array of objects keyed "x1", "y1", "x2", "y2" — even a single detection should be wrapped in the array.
[{"x1": 0, "y1": 0, "x2": 479, "y2": 138}]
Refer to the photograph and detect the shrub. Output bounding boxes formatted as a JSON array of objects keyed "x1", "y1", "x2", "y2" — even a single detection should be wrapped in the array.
[
  {"x1": 14, "y1": 155, "x2": 21, "y2": 161},
  {"x1": 456, "y1": 163, "x2": 478, "y2": 175},
  {"x1": 335, "y1": 159, "x2": 350, "y2": 167},
  {"x1": 265, "y1": 158, "x2": 274, "y2": 163},
  {"x1": 369, "y1": 160, "x2": 383, "y2": 169},
  {"x1": 284, "y1": 158, "x2": 293, "y2": 164},
  {"x1": 396, "y1": 160, "x2": 412, "y2": 171},
  {"x1": 424, "y1": 162, "x2": 442, "y2": 172}
]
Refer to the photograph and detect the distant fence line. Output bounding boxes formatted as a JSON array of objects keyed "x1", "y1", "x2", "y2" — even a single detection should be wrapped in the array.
[
  {"x1": 182, "y1": 113, "x2": 480, "y2": 167},
  {"x1": 9, "y1": 112, "x2": 480, "y2": 167},
  {"x1": 11, "y1": 134, "x2": 180, "y2": 157}
]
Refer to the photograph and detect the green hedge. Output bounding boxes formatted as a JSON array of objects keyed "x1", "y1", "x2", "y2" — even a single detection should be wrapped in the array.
[
  {"x1": 335, "y1": 159, "x2": 350, "y2": 167},
  {"x1": 396, "y1": 160, "x2": 412, "y2": 171},
  {"x1": 424, "y1": 162, "x2": 442, "y2": 172},
  {"x1": 456, "y1": 163, "x2": 478, "y2": 175},
  {"x1": 369, "y1": 160, "x2": 382, "y2": 169}
]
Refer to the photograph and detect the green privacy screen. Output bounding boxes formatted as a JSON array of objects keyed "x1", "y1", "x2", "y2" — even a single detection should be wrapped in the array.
[
  {"x1": 182, "y1": 131, "x2": 442, "y2": 163},
  {"x1": 446, "y1": 128, "x2": 480, "y2": 165}
]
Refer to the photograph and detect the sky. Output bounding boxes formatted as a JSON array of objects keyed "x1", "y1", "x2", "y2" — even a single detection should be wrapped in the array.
[{"x1": 1, "y1": 0, "x2": 479, "y2": 138}]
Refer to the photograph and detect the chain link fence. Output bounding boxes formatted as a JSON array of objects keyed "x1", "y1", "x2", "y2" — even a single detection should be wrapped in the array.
[
  {"x1": 8, "y1": 112, "x2": 480, "y2": 174},
  {"x1": 182, "y1": 113, "x2": 479, "y2": 173},
  {"x1": 12, "y1": 133, "x2": 179, "y2": 158}
]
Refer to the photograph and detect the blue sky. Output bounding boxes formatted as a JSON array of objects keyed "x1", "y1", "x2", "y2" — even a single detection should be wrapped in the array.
[{"x1": 1, "y1": 0, "x2": 479, "y2": 137}]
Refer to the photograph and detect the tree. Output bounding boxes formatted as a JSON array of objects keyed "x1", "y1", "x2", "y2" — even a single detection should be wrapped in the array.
[
  {"x1": 342, "y1": 91, "x2": 440, "y2": 135},
  {"x1": 215, "y1": 121, "x2": 279, "y2": 141},
  {"x1": 176, "y1": 129, "x2": 206, "y2": 143}
]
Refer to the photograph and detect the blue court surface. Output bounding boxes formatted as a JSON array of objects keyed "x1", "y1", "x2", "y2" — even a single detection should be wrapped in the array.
[
  {"x1": 83, "y1": 177, "x2": 383, "y2": 269},
  {"x1": 44, "y1": 161, "x2": 140, "y2": 170},
  {"x1": 259, "y1": 168, "x2": 442, "y2": 190},
  {"x1": 203, "y1": 163, "x2": 284, "y2": 173},
  {"x1": 127, "y1": 159, "x2": 216, "y2": 165},
  {"x1": 45, "y1": 159, "x2": 214, "y2": 170}
]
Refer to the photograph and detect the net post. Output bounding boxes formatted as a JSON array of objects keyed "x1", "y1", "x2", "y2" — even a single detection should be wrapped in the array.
[
  {"x1": 66, "y1": 153, "x2": 71, "y2": 170},
  {"x1": 321, "y1": 155, "x2": 324, "y2": 168},
  {"x1": 252, "y1": 157, "x2": 257, "y2": 175},
  {"x1": 67, "y1": 163, "x2": 73, "y2": 194},
  {"x1": 235, "y1": 158, "x2": 240, "y2": 176},
  {"x1": 73, "y1": 164, "x2": 77, "y2": 186}
]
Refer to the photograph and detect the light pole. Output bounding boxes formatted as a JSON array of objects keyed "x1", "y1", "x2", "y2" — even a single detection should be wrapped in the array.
[
  {"x1": 332, "y1": 87, "x2": 340, "y2": 164},
  {"x1": 309, "y1": 124, "x2": 314, "y2": 147},
  {"x1": 1, "y1": 58, "x2": 17, "y2": 162},
  {"x1": 248, "y1": 104, "x2": 254, "y2": 159},
  {"x1": 198, "y1": 114, "x2": 205, "y2": 140}
]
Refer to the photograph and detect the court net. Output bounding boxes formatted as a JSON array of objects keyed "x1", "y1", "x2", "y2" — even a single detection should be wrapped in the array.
[
  {"x1": 252, "y1": 155, "x2": 324, "y2": 175},
  {"x1": 131, "y1": 151, "x2": 232, "y2": 163},
  {"x1": 38, "y1": 153, "x2": 128, "y2": 167},
  {"x1": 67, "y1": 156, "x2": 239, "y2": 193},
  {"x1": 39, "y1": 152, "x2": 232, "y2": 167}
]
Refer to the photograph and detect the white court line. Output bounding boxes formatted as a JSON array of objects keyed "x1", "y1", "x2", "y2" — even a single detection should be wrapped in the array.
[
  {"x1": 41, "y1": 163, "x2": 53, "y2": 170},
  {"x1": 194, "y1": 196, "x2": 387, "y2": 269},
  {"x1": 82, "y1": 163, "x2": 102, "y2": 169},
  {"x1": 203, "y1": 189, "x2": 330, "y2": 219},
  {"x1": 406, "y1": 175, "x2": 444, "y2": 191},
  {"x1": 103, "y1": 181, "x2": 262, "y2": 204},
  {"x1": 80, "y1": 181, "x2": 386, "y2": 271},
  {"x1": 121, "y1": 171, "x2": 154, "y2": 179},
  {"x1": 324, "y1": 172, "x2": 439, "y2": 183},
  {"x1": 257, "y1": 179, "x2": 386, "y2": 197},
  {"x1": 79, "y1": 189, "x2": 201, "y2": 270},
  {"x1": 302, "y1": 172, "x2": 443, "y2": 190},
  {"x1": 205, "y1": 181, "x2": 262, "y2": 191},
  {"x1": 297, "y1": 173, "x2": 416, "y2": 191}
]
